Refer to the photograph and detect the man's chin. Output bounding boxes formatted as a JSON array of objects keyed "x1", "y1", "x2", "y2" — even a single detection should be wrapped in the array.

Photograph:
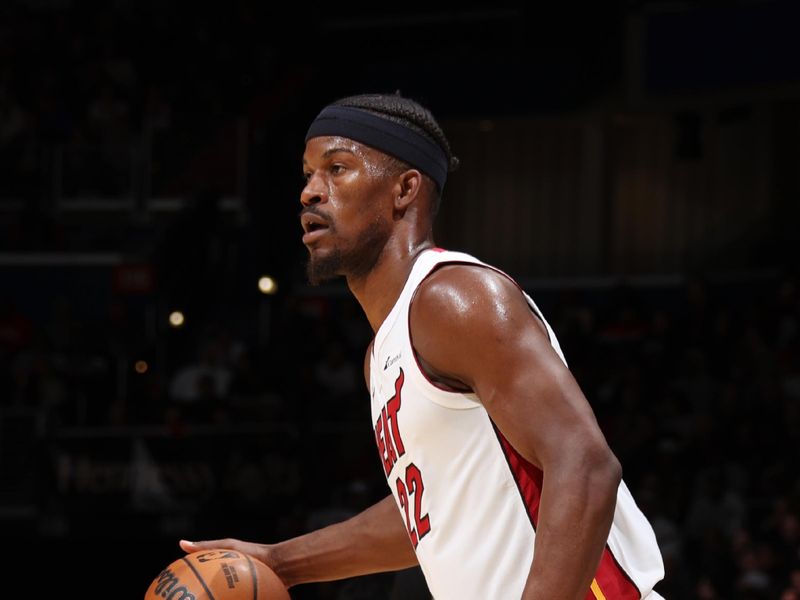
[{"x1": 306, "y1": 253, "x2": 342, "y2": 286}]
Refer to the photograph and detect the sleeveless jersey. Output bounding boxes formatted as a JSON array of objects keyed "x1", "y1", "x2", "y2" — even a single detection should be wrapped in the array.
[{"x1": 369, "y1": 249, "x2": 665, "y2": 600}]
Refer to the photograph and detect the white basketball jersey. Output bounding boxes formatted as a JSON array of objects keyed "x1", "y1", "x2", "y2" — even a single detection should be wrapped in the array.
[{"x1": 369, "y1": 249, "x2": 665, "y2": 600}]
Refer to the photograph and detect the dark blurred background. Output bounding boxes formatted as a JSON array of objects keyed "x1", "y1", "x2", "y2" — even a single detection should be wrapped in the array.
[{"x1": 2, "y1": 1, "x2": 799, "y2": 598}]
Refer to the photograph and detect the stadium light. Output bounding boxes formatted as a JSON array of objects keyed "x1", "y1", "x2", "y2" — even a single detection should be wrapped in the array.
[
  {"x1": 169, "y1": 310, "x2": 185, "y2": 327},
  {"x1": 258, "y1": 276, "x2": 278, "y2": 295}
]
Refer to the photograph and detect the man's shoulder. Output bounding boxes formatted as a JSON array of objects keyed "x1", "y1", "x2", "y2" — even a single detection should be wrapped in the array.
[
  {"x1": 408, "y1": 263, "x2": 530, "y2": 358},
  {"x1": 415, "y1": 259, "x2": 522, "y2": 309}
]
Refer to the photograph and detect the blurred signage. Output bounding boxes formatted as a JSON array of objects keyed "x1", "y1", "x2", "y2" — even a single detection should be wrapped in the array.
[{"x1": 47, "y1": 431, "x2": 301, "y2": 515}]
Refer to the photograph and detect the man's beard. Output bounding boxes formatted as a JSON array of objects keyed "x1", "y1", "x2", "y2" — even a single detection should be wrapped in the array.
[{"x1": 306, "y1": 218, "x2": 388, "y2": 285}]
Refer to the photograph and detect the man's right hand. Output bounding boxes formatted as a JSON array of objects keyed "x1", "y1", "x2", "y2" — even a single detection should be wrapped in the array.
[{"x1": 180, "y1": 539, "x2": 283, "y2": 585}]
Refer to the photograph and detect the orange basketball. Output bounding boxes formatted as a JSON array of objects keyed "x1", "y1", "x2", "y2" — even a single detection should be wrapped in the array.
[{"x1": 144, "y1": 549, "x2": 290, "y2": 600}]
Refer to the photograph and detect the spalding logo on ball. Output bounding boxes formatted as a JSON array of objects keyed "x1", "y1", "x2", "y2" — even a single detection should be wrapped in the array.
[{"x1": 144, "y1": 549, "x2": 290, "y2": 599}]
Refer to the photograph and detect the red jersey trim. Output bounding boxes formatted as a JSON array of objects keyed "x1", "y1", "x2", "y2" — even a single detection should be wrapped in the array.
[{"x1": 491, "y1": 421, "x2": 543, "y2": 529}]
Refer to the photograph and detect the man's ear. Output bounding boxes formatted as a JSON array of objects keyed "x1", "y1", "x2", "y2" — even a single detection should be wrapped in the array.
[{"x1": 393, "y1": 169, "x2": 423, "y2": 212}]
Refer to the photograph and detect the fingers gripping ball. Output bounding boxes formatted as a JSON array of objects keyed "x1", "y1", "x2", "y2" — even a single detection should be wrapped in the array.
[{"x1": 144, "y1": 549, "x2": 290, "y2": 600}]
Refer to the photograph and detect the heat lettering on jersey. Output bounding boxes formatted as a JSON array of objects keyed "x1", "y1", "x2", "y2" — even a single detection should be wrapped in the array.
[{"x1": 374, "y1": 368, "x2": 406, "y2": 477}]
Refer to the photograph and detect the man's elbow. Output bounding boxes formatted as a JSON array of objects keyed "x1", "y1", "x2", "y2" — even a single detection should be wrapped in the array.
[
  {"x1": 585, "y1": 444, "x2": 623, "y2": 499},
  {"x1": 603, "y1": 448, "x2": 623, "y2": 487},
  {"x1": 553, "y1": 437, "x2": 622, "y2": 492}
]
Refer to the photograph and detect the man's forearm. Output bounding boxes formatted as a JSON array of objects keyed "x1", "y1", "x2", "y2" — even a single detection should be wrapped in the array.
[
  {"x1": 270, "y1": 494, "x2": 418, "y2": 587},
  {"x1": 521, "y1": 456, "x2": 622, "y2": 600}
]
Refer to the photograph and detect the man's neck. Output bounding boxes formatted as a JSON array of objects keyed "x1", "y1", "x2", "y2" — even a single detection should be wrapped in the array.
[{"x1": 347, "y1": 237, "x2": 434, "y2": 334}]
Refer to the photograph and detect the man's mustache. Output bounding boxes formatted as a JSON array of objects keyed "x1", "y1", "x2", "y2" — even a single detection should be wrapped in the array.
[{"x1": 299, "y1": 206, "x2": 334, "y2": 228}]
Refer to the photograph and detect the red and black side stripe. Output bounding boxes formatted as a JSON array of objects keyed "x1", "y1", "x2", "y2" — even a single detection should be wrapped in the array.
[{"x1": 491, "y1": 420, "x2": 640, "y2": 600}]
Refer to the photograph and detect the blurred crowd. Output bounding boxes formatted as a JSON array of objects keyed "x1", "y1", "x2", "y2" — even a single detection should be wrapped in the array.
[
  {"x1": 0, "y1": 0, "x2": 272, "y2": 195},
  {"x1": 546, "y1": 275, "x2": 800, "y2": 599}
]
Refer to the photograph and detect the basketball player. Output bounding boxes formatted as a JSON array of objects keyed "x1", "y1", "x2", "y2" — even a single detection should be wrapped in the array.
[{"x1": 181, "y1": 93, "x2": 666, "y2": 599}]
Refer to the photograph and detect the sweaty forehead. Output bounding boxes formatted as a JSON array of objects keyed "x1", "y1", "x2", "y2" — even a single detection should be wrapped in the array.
[{"x1": 303, "y1": 136, "x2": 384, "y2": 164}]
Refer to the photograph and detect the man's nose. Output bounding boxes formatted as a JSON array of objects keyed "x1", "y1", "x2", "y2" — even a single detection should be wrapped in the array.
[{"x1": 300, "y1": 175, "x2": 327, "y2": 207}]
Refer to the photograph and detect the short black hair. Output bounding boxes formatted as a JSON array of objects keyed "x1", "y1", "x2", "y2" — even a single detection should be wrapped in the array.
[{"x1": 331, "y1": 92, "x2": 459, "y2": 215}]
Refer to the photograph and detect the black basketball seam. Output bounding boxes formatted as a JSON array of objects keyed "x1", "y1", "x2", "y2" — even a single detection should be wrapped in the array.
[
  {"x1": 181, "y1": 556, "x2": 217, "y2": 600},
  {"x1": 243, "y1": 554, "x2": 258, "y2": 600}
]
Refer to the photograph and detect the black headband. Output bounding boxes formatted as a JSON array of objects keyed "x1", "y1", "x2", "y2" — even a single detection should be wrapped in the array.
[{"x1": 305, "y1": 105, "x2": 449, "y2": 191}]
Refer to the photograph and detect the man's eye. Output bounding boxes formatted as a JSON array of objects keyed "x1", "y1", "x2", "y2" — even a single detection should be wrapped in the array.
[
  {"x1": 330, "y1": 164, "x2": 346, "y2": 175},
  {"x1": 302, "y1": 172, "x2": 312, "y2": 182}
]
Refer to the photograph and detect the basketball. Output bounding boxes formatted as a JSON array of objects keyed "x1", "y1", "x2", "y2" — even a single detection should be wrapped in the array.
[{"x1": 144, "y1": 549, "x2": 290, "y2": 600}]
